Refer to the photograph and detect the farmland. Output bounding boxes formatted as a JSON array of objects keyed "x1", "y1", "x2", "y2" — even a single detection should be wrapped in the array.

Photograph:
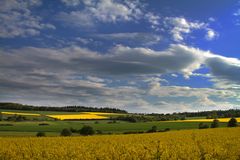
[
  {"x1": 0, "y1": 109, "x2": 238, "y2": 136},
  {"x1": 182, "y1": 117, "x2": 240, "y2": 122},
  {"x1": 0, "y1": 120, "x2": 230, "y2": 136},
  {"x1": 0, "y1": 108, "x2": 239, "y2": 160},
  {"x1": 1, "y1": 127, "x2": 240, "y2": 160}
]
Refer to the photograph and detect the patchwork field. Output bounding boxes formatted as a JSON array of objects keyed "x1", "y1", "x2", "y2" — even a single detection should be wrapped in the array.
[
  {"x1": 0, "y1": 120, "x2": 229, "y2": 136},
  {"x1": 0, "y1": 110, "x2": 239, "y2": 136},
  {"x1": 1, "y1": 111, "x2": 41, "y2": 116},
  {"x1": 0, "y1": 110, "x2": 123, "y2": 120},
  {"x1": 0, "y1": 127, "x2": 240, "y2": 160},
  {"x1": 183, "y1": 117, "x2": 240, "y2": 122}
]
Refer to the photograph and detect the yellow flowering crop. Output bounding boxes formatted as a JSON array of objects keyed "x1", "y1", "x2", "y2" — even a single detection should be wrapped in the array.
[
  {"x1": 1, "y1": 111, "x2": 40, "y2": 116},
  {"x1": 82, "y1": 112, "x2": 126, "y2": 116},
  {"x1": 181, "y1": 117, "x2": 240, "y2": 122},
  {"x1": 0, "y1": 127, "x2": 240, "y2": 160},
  {"x1": 47, "y1": 114, "x2": 108, "y2": 120}
]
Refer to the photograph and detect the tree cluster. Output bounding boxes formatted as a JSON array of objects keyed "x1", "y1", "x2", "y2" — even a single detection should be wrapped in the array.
[
  {"x1": 0, "y1": 102, "x2": 127, "y2": 113},
  {"x1": 60, "y1": 125, "x2": 96, "y2": 136}
]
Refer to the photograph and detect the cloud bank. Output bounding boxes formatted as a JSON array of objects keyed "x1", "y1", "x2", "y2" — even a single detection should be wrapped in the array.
[{"x1": 1, "y1": 44, "x2": 240, "y2": 112}]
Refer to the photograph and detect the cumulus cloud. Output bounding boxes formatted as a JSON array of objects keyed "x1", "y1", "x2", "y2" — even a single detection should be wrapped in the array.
[
  {"x1": 1, "y1": 44, "x2": 240, "y2": 112},
  {"x1": 57, "y1": 0, "x2": 159, "y2": 30},
  {"x1": 205, "y1": 29, "x2": 218, "y2": 40},
  {"x1": 164, "y1": 17, "x2": 218, "y2": 42},
  {"x1": 60, "y1": 0, "x2": 81, "y2": 6},
  {"x1": 233, "y1": 9, "x2": 240, "y2": 16},
  {"x1": 0, "y1": 0, "x2": 55, "y2": 38},
  {"x1": 145, "y1": 12, "x2": 160, "y2": 31},
  {"x1": 164, "y1": 17, "x2": 206, "y2": 42},
  {"x1": 1, "y1": 44, "x2": 240, "y2": 83},
  {"x1": 57, "y1": 0, "x2": 143, "y2": 27},
  {"x1": 57, "y1": 11, "x2": 95, "y2": 28},
  {"x1": 205, "y1": 56, "x2": 240, "y2": 87},
  {"x1": 94, "y1": 32, "x2": 161, "y2": 46}
]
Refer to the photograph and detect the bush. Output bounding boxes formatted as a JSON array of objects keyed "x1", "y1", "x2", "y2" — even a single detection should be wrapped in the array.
[
  {"x1": 94, "y1": 121, "x2": 99, "y2": 124},
  {"x1": 79, "y1": 125, "x2": 95, "y2": 136},
  {"x1": 36, "y1": 132, "x2": 46, "y2": 137},
  {"x1": 228, "y1": 118, "x2": 238, "y2": 127},
  {"x1": 0, "y1": 124, "x2": 13, "y2": 126},
  {"x1": 96, "y1": 130, "x2": 103, "y2": 134},
  {"x1": 164, "y1": 128, "x2": 170, "y2": 132},
  {"x1": 70, "y1": 127, "x2": 78, "y2": 133},
  {"x1": 199, "y1": 123, "x2": 209, "y2": 129},
  {"x1": 211, "y1": 119, "x2": 219, "y2": 128},
  {"x1": 147, "y1": 126, "x2": 157, "y2": 133},
  {"x1": 0, "y1": 112, "x2": 2, "y2": 121},
  {"x1": 61, "y1": 128, "x2": 72, "y2": 136},
  {"x1": 38, "y1": 123, "x2": 49, "y2": 126}
]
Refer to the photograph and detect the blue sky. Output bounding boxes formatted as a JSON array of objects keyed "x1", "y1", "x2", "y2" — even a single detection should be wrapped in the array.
[{"x1": 1, "y1": 0, "x2": 240, "y2": 113}]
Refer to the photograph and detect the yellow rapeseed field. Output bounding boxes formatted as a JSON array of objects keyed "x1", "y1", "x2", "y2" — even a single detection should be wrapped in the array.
[
  {"x1": 47, "y1": 114, "x2": 108, "y2": 120},
  {"x1": 0, "y1": 127, "x2": 240, "y2": 160},
  {"x1": 182, "y1": 117, "x2": 240, "y2": 122},
  {"x1": 1, "y1": 111, "x2": 40, "y2": 116},
  {"x1": 82, "y1": 112, "x2": 125, "y2": 116}
]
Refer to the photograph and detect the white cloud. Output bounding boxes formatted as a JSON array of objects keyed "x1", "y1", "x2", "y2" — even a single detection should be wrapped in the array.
[
  {"x1": 145, "y1": 12, "x2": 160, "y2": 31},
  {"x1": 1, "y1": 44, "x2": 240, "y2": 112},
  {"x1": 75, "y1": 37, "x2": 92, "y2": 45},
  {"x1": 94, "y1": 32, "x2": 161, "y2": 46},
  {"x1": 165, "y1": 17, "x2": 206, "y2": 42},
  {"x1": 208, "y1": 17, "x2": 216, "y2": 22},
  {"x1": 60, "y1": 0, "x2": 81, "y2": 6},
  {"x1": 58, "y1": 0, "x2": 144, "y2": 27},
  {"x1": 0, "y1": 0, "x2": 55, "y2": 38},
  {"x1": 57, "y1": 11, "x2": 94, "y2": 28},
  {"x1": 86, "y1": 76, "x2": 105, "y2": 83},
  {"x1": 205, "y1": 29, "x2": 218, "y2": 40},
  {"x1": 58, "y1": 0, "x2": 160, "y2": 31},
  {"x1": 88, "y1": 0, "x2": 140, "y2": 23},
  {"x1": 233, "y1": 9, "x2": 240, "y2": 16},
  {"x1": 164, "y1": 17, "x2": 218, "y2": 42}
]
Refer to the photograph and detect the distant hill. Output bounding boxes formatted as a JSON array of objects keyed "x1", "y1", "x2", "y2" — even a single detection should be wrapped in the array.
[
  {"x1": 0, "y1": 102, "x2": 240, "y2": 119},
  {"x1": 145, "y1": 109, "x2": 240, "y2": 121},
  {"x1": 0, "y1": 102, "x2": 127, "y2": 113}
]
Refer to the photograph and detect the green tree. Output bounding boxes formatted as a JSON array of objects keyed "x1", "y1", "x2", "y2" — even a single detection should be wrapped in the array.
[
  {"x1": 228, "y1": 118, "x2": 238, "y2": 127},
  {"x1": 0, "y1": 112, "x2": 2, "y2": 121},
  {"x1": 61, "y1": 128, "x2": 72, "y2": 136},
  {"x1": 211, "y1": 119, "x2": 219, "y2": 128},
  {"x1": 79, "y1": 126, "x2": 95, "y2": 136},
  {"x1": 147, "y1": 125, "x2": 157, "y2": 133},
  {"x1": 199, "y1": 123, "x2": 209, "y2": 129},
  {"x1": 36, "y1": 132, "x2": 46, "y2": 137}
]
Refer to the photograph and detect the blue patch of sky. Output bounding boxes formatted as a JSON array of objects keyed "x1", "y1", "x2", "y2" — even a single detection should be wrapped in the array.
[{"x1": 161, "y1": 73, "x2": 213, "y2": 88}]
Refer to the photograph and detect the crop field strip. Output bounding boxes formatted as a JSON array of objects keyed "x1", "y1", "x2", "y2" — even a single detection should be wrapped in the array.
[
  {"x1": 0, "y1": 127, "x2": 240, "y2": 160},
  {"x1": 0, "y1": 111, "x2": 122, "y2": 120}
]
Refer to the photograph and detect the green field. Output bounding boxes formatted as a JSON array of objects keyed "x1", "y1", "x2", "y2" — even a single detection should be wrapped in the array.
[
  {"x1": 0, "y1": 120, "x2": 228, "y2": 136},
  {"x1": 0, "y1": 109, "x2": 236, "y2": 137}
]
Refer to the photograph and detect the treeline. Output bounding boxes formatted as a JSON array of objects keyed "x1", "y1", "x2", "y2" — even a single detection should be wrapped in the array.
[
  {"x1": 113, "y1": 114, "x2": 186, "y2": 122},
  {"x1": 0, "y1": 102, "x2": 127, "y2": 113},
  {"x1": 146, "y1": 109, "x2": 240, "y2": 121},
  {"x1": 173, "y1": 109, "x2": 240, "y2": 118},
  {"x1": 125, "y1": 109, "x2": 240, "y2": 122}
]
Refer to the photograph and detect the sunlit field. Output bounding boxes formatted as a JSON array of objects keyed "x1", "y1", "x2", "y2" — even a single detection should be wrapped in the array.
[
  {"x1": 82, "y1": 112, "x2": 125, "y2": 116},
  {"x1": 1, "y1": 111, "x2": 41, "y2": 116},
  {"x1": 182, "y1": 117, "x2": 240, "y2": 122},
  {"x1": 1, "y1": 110, "x2": 124, "y2": 120},
  {"x1": 0, "y1": 127, "x2": 240, "y2": 160},
  {"x1": 46, "y1": 112, "x2": 123, "y2": 120},
  {"x1": 47, "y1": 114, "x2": 108, "y2": 120}
]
